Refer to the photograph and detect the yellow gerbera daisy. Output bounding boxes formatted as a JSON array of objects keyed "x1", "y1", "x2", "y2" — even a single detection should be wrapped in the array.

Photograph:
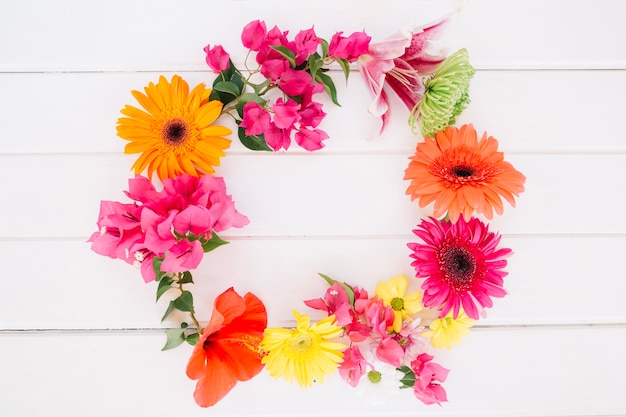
[
  {"x1": 423, "y1": 310, "x2": 475, "y2": 349},
  {"x1": 375, "y1": 274, "x2": 423, "y2": 333},
  {"x1": 116, "y1": 74, "x2": 232, "y2": 181},
  {"x1": 261, "y1": 310, "x2": 346, "y2": 387}
]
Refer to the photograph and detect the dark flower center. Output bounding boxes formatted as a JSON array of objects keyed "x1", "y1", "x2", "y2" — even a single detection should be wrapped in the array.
[
  {"x1": 451, "y1": 165, "x2": 475, "y2": 178},
  {"x1": 162, "y1": 119, "x2": 189, "y2": 145},
  {"x1": 441, "y1": 246, "x2": 476, "y2": 288}
]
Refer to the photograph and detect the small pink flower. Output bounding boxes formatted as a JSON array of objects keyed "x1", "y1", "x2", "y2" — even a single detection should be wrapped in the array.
[
  {"x1": 271, "y1": 98, "x2": 301, "y2": 130},
  {"x1": 304, "y1": 282, "x2": 353, "y2": 326},
  {"x1": 241, "y1": 20, "x2": 267, "y2": 51},
  {"x1": 263, "y1": 123, "x2": 292, "y2": 151},
  {"x1": 375, "y1": 337, "x2": 405, "y2": 367},
  {"x1": 160, "y1": 239, "x2": 204, "y2": 273},
  {"x1": 411, "y1": 353, "x2": 449, "y2": 405},
  {"x1": 87, "y1": 201, "x2": 143, "y2": 261},
  {"x1": 203, "y1": 44, "x2": 230, "y2": 74},
  {"x1": 294, "y1": 27, "x2": 321, "y2": 63},
  {"x1": 256, "y1": 25, "x2": 290, "y2": 64},
  {"x1": 298, "y1": 101, "x2": 326, "y2": 128},
  {"x1": 339, "y1": 346, "x2": 370, "y2": 387},
  {"x1": 299, "y1": 82, "x2": 325, "y2": 106},
  {"x1": 260, "y1": 58, "x2": 290, "y2": 81},
  {"x1": 278, "y1": 68, "x2": 313, "y2": 96},
  {"x1": 294, "y1": 126, "x2": 328, "y2": 151},
  {"x1": 328, "y1": 31, "x2": 372, "y2": 63},
  {"x1": 240, "y1": 102, "x2": 271, "y2": 136}
]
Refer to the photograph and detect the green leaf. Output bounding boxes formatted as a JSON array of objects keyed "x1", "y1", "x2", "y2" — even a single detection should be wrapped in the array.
[
  {"x1": 201, "y1": 232, "x2": 230, "y2": 253},
  {"x1": 214, "y1": 81, "x2": 242, "y2": 98},
  {"x1": 307, "y1": 54, "x2": 324, "y2": 80},
  {"x1": 177, "y1": 271, "x2": 194, "y2": 285},
  {"x1": 173, "y1": 290, "x2": 195, "y2": 313},
  {"x1": 269, "y1": 45, "x2": 296, "y2": 67},
  {"x1": 156, "y1": 276, "x2": 174, "y2": 302},
  {"x1": 320, "y1": 39, "x2": 329, "y2": 59},
  {"x1": 237, "y1": 126, "x2": 272, "y2": 152},
  {"x1": 337, "y1": 58, "x2": 351, "y2": 82},
  {"x1": 185, "y1": 332, "x2": 200, "y2": 346},
  {"x1": 161, "y1": 328, "x2": 185, "y2": 351},
  {"x1": 161, "y1": 300, "x2": 176, "y2": 322},
  {"x1": 397, "y1": 365, "x2": 416, "y2": 388},
  {"x1": 152, "y1": 257, "x2": 167, "y2": 282},
  {"x1": 315, "y1": 72, "x2": 340, "y2": 106},
  {"x1": 318, "y1": 273, "x2": 355, "y2": 306}
]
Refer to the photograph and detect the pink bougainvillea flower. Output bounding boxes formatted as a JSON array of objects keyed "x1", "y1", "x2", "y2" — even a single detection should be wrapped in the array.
[
  {"x1": 358, "y1": 17, "x2": 449, "y2": 134},
  {"x1": 298, "y1": 101, "x2": 326, "y2": 128},
  {"x1": 338, "y1": 345, "x2": 370, "y2": 387},
  {"x1": 304, "y1": 282, "x2": 353, "y2": 326},
  {"x1": 88, "y1": 200, "x2": 143, "y2": 262},
  {"x1": 240, "y1": 102, "x2": 271, "y2": 136},
  {"x1": 328, "y1": 31, "x2": 371, "y2": 63},
  {"x1": 264, "y1": 123, "x2": 292, "y2": 151},
  {"x1": 90, "y1": 174, "x2": 248, "y2": 283},
  {"x1": 241, "y1": 20, "x2": 267, "y2": 51},
  {"x1": 408, "y1": 216, "x2": 511, "y2": 320},
  {"x1": 260, "y1": 58, "x2": 290, "y2": 81},
  {"x1": 186, "y1": 288, "x2": 267, "y2": 407},
  {"x1": 204, "y1": 44, "x2": 230, "y2": 74},
  {"x1": 294, "y1": 126, "x2": 329, "y2": 151},
  {"x1": 271, "y1": 98, "x2": 301, "y2": 130},
  {"x1": 411, "y1": 353, "x2": 449, "y2": 405},
  {"x1": 278, "y1": 68, "x2": 313, "y2": 96},
  {"x1": 294, "y1": 27, "x2": 321, "y2": 63},
  {"x1": 255, "y1": 25, "x2": 290, "y2": 65}
]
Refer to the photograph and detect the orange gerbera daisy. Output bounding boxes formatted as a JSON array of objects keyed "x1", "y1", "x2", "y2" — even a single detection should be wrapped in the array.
[
  {"x1": 404, "y1": 124, "x2": 526, "y2": 223},
  {"x1": 186, "y1": 288, "x2": 267, "y2": 407},
  {"x1": 117, "y1": 75, "x2": 232, "y2": 181}
]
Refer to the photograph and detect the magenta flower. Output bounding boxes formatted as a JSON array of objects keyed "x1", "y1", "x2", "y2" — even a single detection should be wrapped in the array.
[
  {"x1": 241, "y1": 20, "x2": 267, "y2": 51},
  {"x1": 90, "y1": 174, "x2": 249, "y2": 283},
  {"x1": 358, "y1": 18, "x2": 449, "y2": 134},
  {"x1": 271, "y1": 98, "x2": 301, "y2": 130},
  {"x1": 88, "y1": 201, "x2": 143, "y2": 262},
  {"x1": 240, "y1": 102, "x2": 271, "y2": 136},
  {"x1": 294, "y1": 126, "x2": 329, "y2": 151},
  {"x1": 278, "y1": 68, "x2": 313, "y2": 96},
  {"x1": 411, "y1": 353, "x2": 449, "y2": 405},
  {"x1": 260, "y1": 58, "x2": 289, "y2": 81},
  {"x1": 304, "y1": 282, "x2": 353, "y2": 326},
  {"x1": 338, "y1": 346, "x2": 370, "y2": 387},
  {"x1": 408, "y1": 216, "x2": 511, "y2": 320},
  {"x1": 294, "y1": 27, "x2": 321, "y2": 63},
  {"x1": 328, "y1": 31, "x2": 371, "y2": 63},
  {"x1": 264, "y1": 123, "x2": 292, "y2": 151},
  {"x1": 298, "y1": 101, "x2": 326, "y2": 128},
  {"x1": 255, "y1": 25, "x2": 290, "y2": 65},
  {"x1": 203, "y1": 44, "x2": 230, "y2": 74}
]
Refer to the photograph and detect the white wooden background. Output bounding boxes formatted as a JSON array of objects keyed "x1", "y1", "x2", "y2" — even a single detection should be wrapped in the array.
[{"x1": 2, "y1": 0, "x2": 626, "y2": 416}]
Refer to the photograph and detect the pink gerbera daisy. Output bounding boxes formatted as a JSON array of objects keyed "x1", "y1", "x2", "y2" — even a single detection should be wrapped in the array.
[{"x1": 407, "y1": 216, "x2": 511, "y2": 320}]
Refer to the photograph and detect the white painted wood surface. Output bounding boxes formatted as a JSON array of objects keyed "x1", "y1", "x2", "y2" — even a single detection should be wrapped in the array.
[{"x1": 1, "y1": 0, "x2": 625, "y2": 416}]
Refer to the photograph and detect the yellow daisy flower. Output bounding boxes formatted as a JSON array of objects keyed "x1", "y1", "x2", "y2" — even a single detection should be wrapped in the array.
[
  {"x1": 116, "y1": 75, "x2": 232, "y2": 181},
  {"x1": 423, "y1": 310, "x2": 475, "y2": 349},
  {"x1": 375, "y1": 274, "x2": 423, "y2": 333},
  {"x1": 261, "y1": 310, "x2": 346, "y2": 387}
]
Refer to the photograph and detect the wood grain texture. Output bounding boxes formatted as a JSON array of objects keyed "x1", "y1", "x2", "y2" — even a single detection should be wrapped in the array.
[{"x1": 1, "y1": 0, "x2": 625, "y2": 416}]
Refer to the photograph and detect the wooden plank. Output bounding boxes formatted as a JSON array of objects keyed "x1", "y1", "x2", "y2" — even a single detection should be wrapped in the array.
[
  {"x1": 2, "y1": 70, "x2": 625, "y2": 154},
  {"x1": 0, "y1": 236, "x2": 623, "y2": 329},
  {"x1": 0, "y1": 153, "x2": 624, "y2": 238},
  {"x1": 1, "y1": 326, "x2": 624, "y2": 416},
  {"x1": 1, "y1": 0, "x2": 625, "y2": 71}
]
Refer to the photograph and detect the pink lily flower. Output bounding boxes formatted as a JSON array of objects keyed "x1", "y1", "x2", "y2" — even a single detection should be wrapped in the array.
[{"x1": 358, "y1": 17, "x2": 449, "y2": 134}]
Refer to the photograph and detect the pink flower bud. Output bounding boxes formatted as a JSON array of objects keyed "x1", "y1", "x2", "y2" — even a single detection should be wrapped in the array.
[
  {"x1": 241, "y1": 20, "x2": 267, "y2": 51},
  {"x1": 203, "y1": 44, "x2": 230, "y2": 74}
]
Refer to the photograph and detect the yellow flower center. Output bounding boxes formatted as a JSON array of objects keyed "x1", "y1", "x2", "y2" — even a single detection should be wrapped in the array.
[
  {"x1": 390, "y1": 297, "x2": 404, "y2": 311},
  {"x1": 288, "y1": 333, "x2": 313, "y2": 354},
  {"x1": 367, "y1": 370, "x2": 382, "y2": 384}
]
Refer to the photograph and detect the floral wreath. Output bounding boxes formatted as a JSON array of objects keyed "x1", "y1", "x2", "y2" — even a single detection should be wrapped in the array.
[{"x1": 89, "y1": 13, "x2": 526, "y2": 408}]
